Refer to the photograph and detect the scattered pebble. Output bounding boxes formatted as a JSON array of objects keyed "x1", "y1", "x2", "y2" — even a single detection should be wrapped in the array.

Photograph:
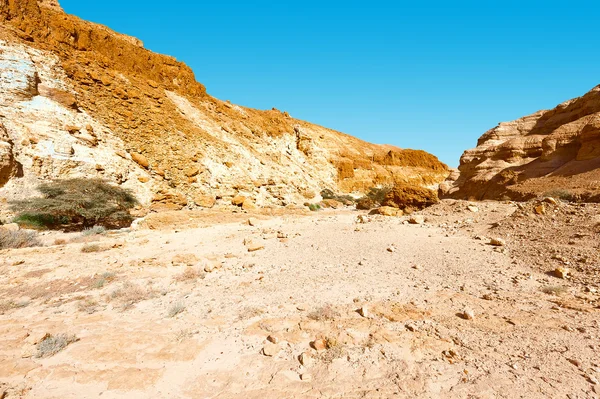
[
  {"x1": 461, "y1": 308, "x2": 475, "y2": 320},
  {"x1": 489, "y1": 238, "x2": 506, "y2": 247},
  {"x1": 262, "y1": 343, "x2": 280, "y2": 357}
]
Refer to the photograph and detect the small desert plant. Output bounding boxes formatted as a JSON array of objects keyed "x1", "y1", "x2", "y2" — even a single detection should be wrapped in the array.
[
  {"x1": 174, "y1": 267, "x2": 205, "y2": 282},
  {"x1": 308, "y1": 203, "x2": 321, "y2": 212},
  {"x1": 168, "y1": 302, "x2": 186, "y2": 318},
  {"x1": 541, "y1": 285, "x2": 568, "y2": 296},
  {"x1": 542, "y1": 189, "x2": 576, "y2": 202},
  {"x1": 109, "y1": 282, "x2": 154, "y2": 310},
  {"x1": 308, "y1": 304, "x2": 341, "y2": 321},
  {"x1": 82, "y1": 226, "x2": 107, "y2": 237},
  {"x1": 93, "y1": 272, "x2": 116, "y2": 288},
  {"x1": 77, "y1": 297, "x2": 100, "y2": 314},
  {"x1": 53, "y1": 238, "x2": 67, "y2": 246},
  {"x1": 81, "y1": 244, "x2": 103, "y2": 253},
  {"x1": 0, "y1": 300, "x2": 29, "y2": 313},
  {"x1": 10, "y1": 178, "x2": 138, "y2": 230},
  {"x1": 366, "y1": 186, "x2": 392, "y2": 204},
  {"x1": 36, "y1": 334, "x2": 79, "y2": 358},
  {"x1": 0, "y1": 229, "x2": 42, "y2": 249}
]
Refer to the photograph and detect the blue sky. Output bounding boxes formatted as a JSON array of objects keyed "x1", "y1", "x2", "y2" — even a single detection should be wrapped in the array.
[{"x1": 60, "y1": 0, "x2": 599, "y2": 167}]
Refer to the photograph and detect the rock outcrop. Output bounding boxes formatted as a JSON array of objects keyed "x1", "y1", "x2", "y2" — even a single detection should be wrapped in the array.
[
  {"x1": 443, "y1": 85, "x2": 600, "y2": 201},
  {"x1": 0, "y1": 0, "x2": 448, "y2": 213}
]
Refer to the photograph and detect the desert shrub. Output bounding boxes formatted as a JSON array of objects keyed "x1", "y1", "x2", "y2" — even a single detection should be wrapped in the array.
[
  {"x1": 81, "y1": 244, "x2": 103, "y2": 253},
  {"x1": 542, "y1": 189, "x2": 576, "y2": 202},
  {"x1": 320, "y1": 189, "x2": 355, "y2": 204},
  {"x1": 168, "y1": 302, "x2": 186, "y2": 318},
  {"x1": 0, "y1": 229, "x2": 42, "y2": 249},
  {"x1": 82, "y1": 226, "x2": 107, "y2": 237},
  {"x1": 308, "y1": 304, "x2": 340, "y2": 321},
  {"x1": 308, "y1": 203, "x2": 321, "y2": 212},
  {"x1": 36, "y1": 334, "x2": 79, "y2": 358},
  {"x1": 11, "y1": 178, "x2": 138, "y2": 231}
]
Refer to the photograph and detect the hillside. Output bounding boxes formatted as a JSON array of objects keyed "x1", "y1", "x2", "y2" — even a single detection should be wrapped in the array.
[
  {"x1": 0, "y1": 0, "x2": 448, "y2": 214},
  {"x1": 442, "y1": 84, "x2": 600, "y2": 201}
]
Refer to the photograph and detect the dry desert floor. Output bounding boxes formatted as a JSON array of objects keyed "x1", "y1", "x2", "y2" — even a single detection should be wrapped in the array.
[{"x1": 1, "y1": 200, "x2": 599, "y2": 398}]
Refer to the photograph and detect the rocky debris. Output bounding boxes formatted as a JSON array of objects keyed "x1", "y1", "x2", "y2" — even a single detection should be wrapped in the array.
[
  {"x1": 300, "y1": 373, "x2": 312, "y2": 382},
  {"x1": 247, "y1": 218, "x2": 258, "y2": 227},
  {"x1": 489, "y1": 238, "x2": 506, "y2": 247},
  {"x1": 266, "y1": 335, "x2": 279, "y2": 344},
  {"x1": 262, "y1": 343, "x2": 280, "y2": 357},
  {"x1": 553, "y1": 267, "x2": 571, "y2": 279},
  {"x1": 171, "y1": 253, "x2": 198, "y2": 267},
  {"x1": 193, "y1": 195, "x2": 216, "y2": 208},
  {"x1": 357, "y1": 305, "x2": 369, "y2": 318},
  {"x1": 467, "y1": 205, "x2": 479, "y2": 213},
  {"x1": 356, "y1": 197, "x2": 376, "y2": 210},
  {"x1": 442, "y1": 84, "x2": 600, "y2": 201},
  {"x1": 320, "y1": 199, "x2": 343, "y2": 209},
  {"x1": 298, "y1": 352, "x2": 313, "y2": 366},
  {"x1": 383, "y1": 183, "x2": 439, "y2": 211},
  {"x1": 130, "y1": 152, "x2": 150, "y2": 169},
  {"x1": 534, "y1": 204, "x2": 546, "y2": 215},
  {"x1": 370, "y1": 206, "x2": 403, "y2": 217},
  {"x1": 202, "y1": 259, "x2": 222, "y2": 273},
  {"x1": 461, "y1": 308, "x2": 475, "y2": 320},
  {"x1": 310, "y1": 339, "x2": 327, "y2": 351},
  {"x1": 409, "y1": 215, "x2": 425, "y2": 225},
  {"x1": 0, "y1": 223, "x2": 19, "y2": 232},
  {"x1": 246, "y1": 241, "x2": 265, "y2": 252}
]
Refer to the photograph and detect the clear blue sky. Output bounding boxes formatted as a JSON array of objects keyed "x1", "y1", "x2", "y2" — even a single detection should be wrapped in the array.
[{"x1": 60, "y1": 0, "x2": 599, "y2": 167}]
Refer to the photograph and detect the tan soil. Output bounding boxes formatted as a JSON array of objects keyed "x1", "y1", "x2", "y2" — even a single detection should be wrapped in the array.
[{"x1": 1, "y1": 201, "x2": 599, "y2": 398}]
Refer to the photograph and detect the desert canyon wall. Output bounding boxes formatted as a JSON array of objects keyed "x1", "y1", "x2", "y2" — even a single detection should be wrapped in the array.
[
  {"x1": 0, "y1": 0, "x2": 448, "y2": 214},
  {"x1": 442, "y1": 84, "x2": 600, "y2": 201}
]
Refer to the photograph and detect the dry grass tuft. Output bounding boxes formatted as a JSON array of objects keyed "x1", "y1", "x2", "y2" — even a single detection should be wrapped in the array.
[
  {"x1": 168, "y1": 302, "x2": 186, "y2": 318},
  {"x1": 308, "y1": 304, "x2": 341, "y2": 321},
  {"x1": 36, "y1": 334, "x2": 79, "y2": 358},
  {"x1": 109, "y1": 282, "x2": 155, "y2": 310},
  {"x1": 93, "y1": 272, "x2": 116, "y2": 289},
  {"x1": 0, "y1": 229, "x2": 42, "y2": 249},
  {"x1": 77, "y1": 297, "x2": 100, "y2": 314},
  {"x1": 174, "y1": 267, "x2": 205, "y2": 282},
  {"x1": 81, "y1": 244, "x2": 104, "y2": 253},
  {"x1": 541, "y1": 285, "x2": 568, "y2": 296},
  {"x1": 0, "y1": 300, "x2": 29, "y2": 314}
]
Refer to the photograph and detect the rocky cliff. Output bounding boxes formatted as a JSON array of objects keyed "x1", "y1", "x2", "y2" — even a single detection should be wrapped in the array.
[
  {"x1": 0, "y1": 0, "x2": 448, "y2": 214},
  {"x1": 442, "y1": 85, "x2": 600, "y2": 201}
]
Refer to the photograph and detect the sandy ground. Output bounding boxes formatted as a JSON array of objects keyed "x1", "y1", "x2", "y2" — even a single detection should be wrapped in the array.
[{"x1": 1, "y1": 200, "x2": 599, "y2": 398}]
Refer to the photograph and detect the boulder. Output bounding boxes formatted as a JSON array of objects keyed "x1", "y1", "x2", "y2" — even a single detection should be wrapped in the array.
[{"x1": 382, "y1": 183, "x2": 439, "y2": 211}]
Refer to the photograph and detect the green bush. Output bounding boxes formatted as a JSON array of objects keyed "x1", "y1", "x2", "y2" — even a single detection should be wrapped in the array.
[
  {"x1": 308, "y1": 203, "x2": 321, "y2": 212},
  {"x1": 11, "y1": 178, "x2": 138, "y2": 231}
]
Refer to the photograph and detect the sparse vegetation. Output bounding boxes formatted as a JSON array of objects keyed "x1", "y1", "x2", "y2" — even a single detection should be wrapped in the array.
[
  {"x1": 36, "y1": 334, "x2": 79, "y2": 358},
  {"x1": 53, "y1": 238, "x2": 67, "y2": 246},
  {"x1": 77, "y1": 297, "x2": 100, "y2": 314},
  {"x1": 93, "y1": 272, "x2": 116, "y2": 288},
  {"x1": 320, "y1": 189, "x2": 355, "y2": 204},
  {"x1": 541, "y1": 285, "x2": 568, "y2": 296},
  {"x1": 0, "y1": 300, "x2": 29, "y2": 314},
  {"x1": 542, "y1": 189, "x2": 576, "y2": 202},
  {"x1": 308, "y1": 203, "x2": 321, "y2": 212},
  {"x1": 168, "y1": 302, "x2": 186, "y2": 318},
  {"x1": 174, "y1": 267, "x2": 205, "y2": 282},
  {"x1": 0, "y1": 229, "x2": 42, "y2": 249},
  {"x1": 82, "y1": 226, "x2": 107, "y2": 236},
  {"x1": 308, "y1": 304, "x2": 341, "y2": 321},
  {"x1": 109, "y1": 282, "x2": 154, "y2": 310},
  {"x1": 10, "y1": 178, "x2": 138, "y2": 231},
  {"x1": 81, "y1": 244, "x2": 103, "y2": 253}
]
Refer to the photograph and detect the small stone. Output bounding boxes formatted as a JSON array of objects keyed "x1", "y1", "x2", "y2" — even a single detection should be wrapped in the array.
[
  {"x1": 405, "y1": 323, "x2": 418, "y2": 332},
  {"x1": 387, "y1": 246, "x2": 395, "y2": 253},
  {"x1": 262, "y1": 343, "x2": 280, "y2": 357},
  {"x1": 412, "y1": 264, "x2": 421, "y2": 270},
  {"x1": 461, "y1": 308, "x2": 475, "y2": 320},
  {"x1": 489, "y1": 238, "x2": 506, "y2": 247},
  {"x1": 554, "y1": 267, "x2": 570, "y2": 279},
  {"x1": 277, "y1": 231, "x2": 287, "y2": 239},
  {"x1": 246, "y1": 242, "x2": 265, "y2": 252},
  {"x1": 296, "y1": 305, "x2": 307, "y2": 311},
  {"x1": 409, "y1": 215, "x2": 425, "y2": 225},
  {"x1": 358, "y1": 306, "x2": 369, "y2": 318},
  {"x1": 247, "y1": 218, "x2": 258, "y2": 226},
  {"x1": 298, "y1": 352, "x2": 312, "y2": 366},
  {"x1": 544, "y1": 197, "x2": 559, "y2": 205},
  {"x1": 203, "y1": 259, "x2": 222, "y2": 273},
  {"x1": 567, "y1": 358, "x2": 581, "y2": 368},
  {"x1": 534, "y1": 204, "x2": 546, "y2": 215},
  {"x1": 467, "y1": 205, "x2": 479, "y2": 213},
  {"x1": 311, "y1": 339, "x2": 327, "y2": 351},
  {"x1": 300, "y1": 373, "x2": 312, "y2": 382},
  {"x1": 267, "y1": 335, "x2": 279, "y2": 344}
]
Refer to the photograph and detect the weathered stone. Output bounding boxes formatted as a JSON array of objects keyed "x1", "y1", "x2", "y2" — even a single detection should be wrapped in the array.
[
  {"x1": 489, "y1": 238, "x2": 506, "y2": 247},
  {"x1": 409, "y1": 215, "x2": 425, "y2": 225},
  {"x1": 130, "y1": 152, "x2": 149, "y2": 168},
  {"x1": 262, "y1": 343, "x2": 280, "y2": 357}
]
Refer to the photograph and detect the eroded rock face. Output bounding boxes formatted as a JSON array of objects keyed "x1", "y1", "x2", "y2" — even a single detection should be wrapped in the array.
[
  {"x1": 0, "y1": 0, "x2": 448, "y2": 212},
  {"x1": 0, "y1": 122, "x2": 16, "y2": 187},
  {"x1": 443, "y1": 85, "x2": 600, "y2": 201}
]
